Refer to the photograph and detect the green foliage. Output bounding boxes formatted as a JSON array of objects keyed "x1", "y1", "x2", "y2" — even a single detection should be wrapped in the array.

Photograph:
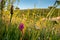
[
  {"x1": 0, "y1": 19, "x2": 60, "y2": 40},
  {"x1": 0, "y1": 21, "x2": 21, "y2": 40}
]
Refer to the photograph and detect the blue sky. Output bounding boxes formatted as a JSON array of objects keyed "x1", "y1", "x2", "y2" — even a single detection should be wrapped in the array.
[{"x1": 14, "y1": 0, "x2": 56, "y2": 9}]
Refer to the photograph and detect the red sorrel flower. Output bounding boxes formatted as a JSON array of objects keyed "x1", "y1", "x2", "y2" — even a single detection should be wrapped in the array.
[{"x1": 19, "y1": 23, "x2": 24, "y2": 31}]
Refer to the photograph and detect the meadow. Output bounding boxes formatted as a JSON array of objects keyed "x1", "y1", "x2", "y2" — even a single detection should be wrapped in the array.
[{"x1": 0, "y1": 8, "x2": 60, "y2": 40}]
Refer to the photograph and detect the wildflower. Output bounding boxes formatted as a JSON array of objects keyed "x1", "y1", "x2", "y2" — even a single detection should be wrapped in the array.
[
  {"x1": 10, "y1": 5, "x2": 13, "y2": 22},
  {"x1": 19, "y1": 23, "x2": 24, "y2": 40},
  {"x1": 19, "y1": 23, "x2": 24, "y2": 31},
  {"x1": 57, "y1": 16, "x2": 60, "y2": 20},
  {"x1": 35, "y1": 25, "x2": 40, "y2": 30}
]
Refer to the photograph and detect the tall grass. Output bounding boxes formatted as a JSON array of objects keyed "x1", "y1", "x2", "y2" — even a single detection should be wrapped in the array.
[{"x1": 0, "y1": 9, "x2": 60, "y2": 40}]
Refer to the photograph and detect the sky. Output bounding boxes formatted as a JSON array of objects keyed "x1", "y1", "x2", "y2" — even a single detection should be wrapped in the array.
[{"x1": 14, "y1": 0, "x2": 56, "y2": 9}]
